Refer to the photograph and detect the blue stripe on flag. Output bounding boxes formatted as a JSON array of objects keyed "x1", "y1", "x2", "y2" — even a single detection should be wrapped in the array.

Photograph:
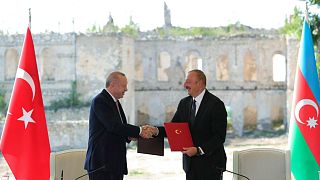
[{"x1": 299, "y1": 19, "x2": 320, "y2": 104}]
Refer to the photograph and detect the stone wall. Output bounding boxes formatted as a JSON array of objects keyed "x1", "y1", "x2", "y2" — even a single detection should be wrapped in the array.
[
  {"x1": 0, "y1": 31, "x2": 299, "y2": 150},
  {"x1": 134, "y1": 36, "x2": 288, "y2": 135}
]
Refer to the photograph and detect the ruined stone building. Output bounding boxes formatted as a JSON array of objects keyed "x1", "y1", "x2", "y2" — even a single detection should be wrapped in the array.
[
  {"x1": 0, "y1": 31, "x2": 299, "y2": 150},
  {"x1": 0, "y1": 6, "x2": 299, "y2": 150}
]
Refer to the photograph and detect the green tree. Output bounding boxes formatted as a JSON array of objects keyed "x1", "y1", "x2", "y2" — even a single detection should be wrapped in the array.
[
  {"x1": 0, "y1": 90, "x2": 7, "y2": 120},
  {"x1": 155, "y1": 23, "x2": 246, "y2": 38},
  {"x1": 310, "y1": 0, "x2": 320, "y2": 4},
  {"x1": 280, "y1": 1, "x2": 320, "y2": 73},
  {"x1": 279, "y1": 7, "x2": 303, "y2": 39},
  {"x1": 120, "y1": 16, "x2": 140, "y2": 38},
  {"x1": 280, "y1": 1, "x2": 319, "y2": 46},
  {"x1": 48, "y1": 81, "x2": 87, "y2": 111},
  {"x1": 102, "y1": 23, "x2": 119, "y2": 33},
  {"x1": 86, "y1": 24, "x2": 102, "y2": 33}
]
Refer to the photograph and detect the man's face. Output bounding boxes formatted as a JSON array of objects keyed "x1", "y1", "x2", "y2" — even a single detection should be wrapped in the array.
[
  {"x1": 111, "y1": 76, "x2": 128, "y2": 100},
  {"x1": 183, "y1": 72, "x2": 203, "y2": 97}
]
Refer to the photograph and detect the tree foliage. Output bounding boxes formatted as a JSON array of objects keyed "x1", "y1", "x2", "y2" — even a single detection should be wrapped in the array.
[
  {"x1": 280, "y1": 1, "x2": 319, "y2": 48},
  {"x1": 102, "y1": 23, "x2": 119, "y2": 33},
  {"x1": 280, "y1": 0, "x2": 320, "y2": 73},
  {"x1": 86, "y1": 24, "x2": 102, "y2": 33},
  {"x1": 155, "y1": 22, "x2": 247, "y2": 38},
  {"x1": 279, "y1": 7, "x2": 303, "y2": 39},
  {"x1": 120, "y1": 16, "x2": 140, "y2": 38},
  {"x1": 0, "y1": 90, "x2": 7, "y2": 116},
  {"x1": 86, "y1": 16, "x2": 139, "y2": 37},
  {"x1": 48, "y1": 81, "x2": 87, "y2": 111},
  {"x1": 310, "y1": 0, "x2": 320, "y2": 4}
]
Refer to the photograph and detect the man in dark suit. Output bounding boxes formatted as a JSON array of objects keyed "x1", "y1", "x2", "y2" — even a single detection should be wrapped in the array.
[
  {"x1": 84, "y1": 71, "x2": 157, "y2": 180},
  {"x1": 158, "y1": 69, "x2": 228, "y2": 180}
]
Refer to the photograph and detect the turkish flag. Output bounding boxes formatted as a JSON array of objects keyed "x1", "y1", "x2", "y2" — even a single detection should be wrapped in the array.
[{"x1": 0, "y1": 28, "x2": 51, "y2": 180}]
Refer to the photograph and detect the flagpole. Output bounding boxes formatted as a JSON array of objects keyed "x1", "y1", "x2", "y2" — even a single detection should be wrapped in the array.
[
  {"x1": 305, "y1": 2, "x2": 309, "y2": 23},
  {"x1": 29, "y1": 8, "x2": 31, "y2": 29},
  {"x1": 0, "y1": 15, "x2": 51, "y2": 179}
]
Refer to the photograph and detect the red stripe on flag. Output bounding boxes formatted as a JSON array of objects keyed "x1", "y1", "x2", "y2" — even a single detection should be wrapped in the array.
[
  {"x1": 293, "y1": 68, "x2": 320, "y2": 165},
  {"x1": 0, "y1": 28, "x2": 51, "y2": 180}
]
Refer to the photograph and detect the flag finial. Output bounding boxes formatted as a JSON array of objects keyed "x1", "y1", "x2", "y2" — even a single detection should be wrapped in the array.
[
  {"x1": 305, "y1": 2, "x2": 309, "y2": 23},
  {"x1": 28, "y1": 8, "x2": 31, "y2": 29}
]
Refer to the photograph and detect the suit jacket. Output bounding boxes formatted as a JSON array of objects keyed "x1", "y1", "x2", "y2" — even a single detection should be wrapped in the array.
[
  {"x1": 160, "y1": 89, "x2": 227, "y2": 173},
  {"x1": 84, "y1": 89, "x2": 140, "y2": 175}
]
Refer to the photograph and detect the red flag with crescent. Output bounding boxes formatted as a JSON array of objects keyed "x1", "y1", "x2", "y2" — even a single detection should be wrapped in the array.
[
  {"x1": 0, "y1": 28, "x2": 51, "y2": 180},
  {"x1": 293, "y1": 69, "x2": 320, "y2": 163},
  {"x1": 289, "y1": 19, "x2": 320, "y2": 179}
]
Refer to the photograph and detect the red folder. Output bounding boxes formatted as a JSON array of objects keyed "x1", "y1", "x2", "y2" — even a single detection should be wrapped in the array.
[{"x1": 164, "y1": 122, "x2": 194, "y2": 151}]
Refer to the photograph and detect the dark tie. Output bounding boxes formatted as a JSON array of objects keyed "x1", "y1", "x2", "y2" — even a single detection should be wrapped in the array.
[
  {"x1": 115, "y1": 100, "x2": 123, "y2": 123},
  {"x1": 190, "y1": 99, "x2": 196, "y2": 126}
]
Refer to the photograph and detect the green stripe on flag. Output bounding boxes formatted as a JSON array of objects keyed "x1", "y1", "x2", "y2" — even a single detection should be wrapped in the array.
[{"x1": 291, "y1": 121, "x2": 320, "y2": 180}]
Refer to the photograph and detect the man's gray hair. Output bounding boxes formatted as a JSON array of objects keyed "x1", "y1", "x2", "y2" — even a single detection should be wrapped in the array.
[
  {"x1": 189, "y1": 69, "x2": 206, "y2": 86},
  {"x1": 105, "y1": 71, "x2": 126, "y2": 88}
]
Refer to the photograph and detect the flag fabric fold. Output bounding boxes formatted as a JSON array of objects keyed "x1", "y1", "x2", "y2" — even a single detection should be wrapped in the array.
[
  {"x1": 289, "y1": 19, "x2": 320, "y2": 180},
  {"x1": 0, "y1": 28, "x2": 51, "y2": 180}
]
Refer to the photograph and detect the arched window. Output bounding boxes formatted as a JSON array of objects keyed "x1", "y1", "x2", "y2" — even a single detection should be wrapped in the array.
[
  {"x1": 157, "y1": 51, "x2": 171, "y2": 81},
  {"x1": 135, "y1": 52, "x2": 144, "y2": 81},
  {"x1": 4, "y1": 48, "x2": 19, "y2": 81},
  {"x1": 216, "y1": 54, "x2": 229, "y2": 81},
  {"x1": 243, "y1": 50, "x2": 257, "y2": 81},
  {"x1": 185, "y1": 50, "x2": 202, "y2": 75},
  {"x1": 40, "y1": 48, "x2": 55, "y2": 81},
  {"x1": 272, "y1": 53, "x2": 286, "y2": 82}
]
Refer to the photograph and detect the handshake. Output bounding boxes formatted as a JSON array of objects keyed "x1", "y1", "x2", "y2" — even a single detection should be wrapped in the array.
[{"x1": 140, "y1": 125, "x2": 159, "y2": 139}]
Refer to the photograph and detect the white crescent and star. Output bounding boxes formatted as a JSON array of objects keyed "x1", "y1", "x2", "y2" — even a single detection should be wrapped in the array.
[
  {"x1": 294, "y1": 98, "x2": 319, "y2": 128},
  {"x1": 175, "y1": 129, "x2": 182, "y2": 135},
  {"x1": 9, "y1": 67, "x2": 37, "y2": 129},
  {"x1": 16, "y1": 68, "x2": 35, "y2": 101}
]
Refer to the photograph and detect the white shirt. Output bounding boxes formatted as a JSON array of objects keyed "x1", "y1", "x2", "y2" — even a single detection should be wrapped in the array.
[
  {"x1": 105, "y1": 88, "x2": 142, "y2": 135},
  {"x1": 105, "y1": 88, "x2": 117, "y2": 103},
  {"x1": 193, "y1": 88, "x2": 206, "y2": 155},
  {"x1": 193, "y1": 89, "x2": 206, "y2": 115}
]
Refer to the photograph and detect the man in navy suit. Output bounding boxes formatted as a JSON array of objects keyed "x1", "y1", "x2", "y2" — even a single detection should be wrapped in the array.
[
  {"x1": 157, "y1": 69, "x2": 228, "y2": 180},
  {"x1": 84, "y1": 71, "x2": 157, "y2": 180}
]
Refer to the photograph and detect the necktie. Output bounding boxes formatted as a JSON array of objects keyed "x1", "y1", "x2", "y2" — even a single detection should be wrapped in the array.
[
  {"x1": 115, "y1": 101, "x2": 123, "y2": 123},
  {"x1": 190, "y1": 99, "x2": 196, "y2": 126}
]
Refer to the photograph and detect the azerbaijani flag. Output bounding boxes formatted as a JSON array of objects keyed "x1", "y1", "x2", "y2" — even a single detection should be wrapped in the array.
[{"x1": 289, "y1": 19, "x2": 320, "y2": 179}]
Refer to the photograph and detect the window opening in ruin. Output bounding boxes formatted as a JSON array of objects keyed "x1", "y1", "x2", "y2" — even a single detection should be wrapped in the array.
[
  {"x1": 135, "y1": 52, "x2": 144, "y2": 81},
  {"x1": 243, "y1": 51, "x2": 257, "y2": 81},
  {"x1": 157, "y1": 51, "x2": 171, "y2": 81},
  {"x1": 4, "y1": 49, "x2": 19, "y2": 81},
  {"x1": 226, "y1": 106, "x2": 233, "y2": 131},
  {"x1": 40, "y1": 48, "x2": 55, "y2": 81},
  {"x1": 216, "y1": 55, "x2": 229, "y2": 81},
  {"x1": 272, "y1": 54, "x2": 286, "y2": 82},
  {"x1": 185, "y1": 51, "x2": 202, "y2": 75},
  {"x1": 244, "y1": 106, "x2": 257, "y2": 131}
]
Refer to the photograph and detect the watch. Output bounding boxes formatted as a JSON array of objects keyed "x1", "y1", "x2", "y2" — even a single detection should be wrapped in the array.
[{"x1": 197, "y1": 147, "x2": 201, "y2": 156}]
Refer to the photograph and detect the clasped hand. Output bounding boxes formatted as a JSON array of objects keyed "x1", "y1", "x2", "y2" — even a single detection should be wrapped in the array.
[{"x1": 140, "y1": 125, "x2": 159, "y2": 139}]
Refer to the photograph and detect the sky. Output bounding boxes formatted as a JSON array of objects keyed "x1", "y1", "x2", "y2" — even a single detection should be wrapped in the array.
[{"x1": 0, "y1": 0, "x2": 307, "y2": 34}]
